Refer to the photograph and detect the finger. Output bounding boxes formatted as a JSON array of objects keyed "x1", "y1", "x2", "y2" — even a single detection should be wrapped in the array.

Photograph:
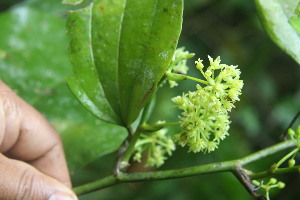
[
  {"x1": 0, "y1": 81, "x2": 71, "y2": 187},
  {"x1": 0, "y1": 153, "x2": 77, "y2": 200},
  {"x1": 28, "y1": 141, "x2": 72, "y2": 188}
]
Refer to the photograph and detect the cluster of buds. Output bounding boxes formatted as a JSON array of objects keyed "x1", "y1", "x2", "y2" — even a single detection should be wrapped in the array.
[
  {"x1": 166, "y1": 47, "x2": 194, "y2": 88},
  {"x1": 172, "y1": 56, "x2": 243, "y2": 153},
  {"x1": 133, "y1": 127, "x2": 175, "y2": 167},
  {"x1": 287, "y1": 126, "x2": 300, "y2": 167},
  {"x1": 253, "y1": 178, "x2": 285, "y2": 199},
  {"x1": 288, "y1": 125, "x2": 300, "y2": 147}
]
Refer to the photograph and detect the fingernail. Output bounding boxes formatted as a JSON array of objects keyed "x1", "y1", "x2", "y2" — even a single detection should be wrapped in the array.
[{"x1": 48, "y1": 193, "x2": 75, "y2": 200}]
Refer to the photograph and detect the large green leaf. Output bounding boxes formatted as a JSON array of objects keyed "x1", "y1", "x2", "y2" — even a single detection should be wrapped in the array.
[
  {"x1": 0, "y1": 0, "x2": 127, "y2": 173},
  {"x1": 67, "y1": 5, "x2": 122, "y2": 124},
  {"x1": 67, "y1": 0, "x2": 183, "y2": 125},
  {"x1": 255, "y1": 0, "x2": 300, "y2": 64}
]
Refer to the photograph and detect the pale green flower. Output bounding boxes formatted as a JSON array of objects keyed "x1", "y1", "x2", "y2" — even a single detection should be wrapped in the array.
[
  {"x1": 173, "y1": 56, "x2": 243, "y2": 153},
  {"x1": 133, "y1": 127, "x2": 176, "y2": 167}
]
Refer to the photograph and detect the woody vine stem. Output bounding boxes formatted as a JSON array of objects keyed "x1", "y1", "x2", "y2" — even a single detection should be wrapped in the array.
[{"x1": 73, "y1": 139, "x2": 298, "y2": 196}]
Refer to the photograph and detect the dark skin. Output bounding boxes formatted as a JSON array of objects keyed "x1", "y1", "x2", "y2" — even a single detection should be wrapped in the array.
[{"x1": 0, "y1": 81, "x2": 77, "y2": 200}]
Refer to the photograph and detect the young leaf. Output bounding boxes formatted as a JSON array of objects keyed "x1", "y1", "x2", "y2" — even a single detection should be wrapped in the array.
[
  {"x1": 67, "y1": 0, "x2": 183, "y2": 126},
  {"x1": 255, "y1": 0, "x2": 300, "y2": 65}
]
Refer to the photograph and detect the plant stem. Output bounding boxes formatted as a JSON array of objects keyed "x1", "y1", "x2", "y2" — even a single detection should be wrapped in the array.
[
  {"x1": 250, "y1": 165, "x2": 300, "y2": 180},
  {"x1": 121, "y1": 127, "x2": 142, "y2": 164},
  {"x1": 73, "y1": 140, "x2": 296, "y2": 196},
  {"x1": 74, "y1": 161, "x2": 234, "y2": 196},
  {"x1": 238, "y1": 140, "x2": 295, "y2": 165},
  {"x1": 138, "y1": 122, "x2": 180, "y2": 132},
  {"x1": 272, "y1": 148, "x2": 298, "y2": 170},
  {"x1": 165, "y1": 72, "x2": 209, "y2": 85},
  {"x1": 120, "y1": 96, "x2": 155, "y2": 168},
  {"x1": 73, "y1": 176, "x2": 116, "y2": 195},
  {"x1": 233, "y1": 164, "x2": 264, "y2": 199},
  {"x1": 152, "y1": 122, "x2": 181, "y2": 127},
  {"x1": 185, "y1": 75, "x2": 209, "y2": 85},
  {"x1": 139, "y1": 97, "x2": 154, "y2": 124}
]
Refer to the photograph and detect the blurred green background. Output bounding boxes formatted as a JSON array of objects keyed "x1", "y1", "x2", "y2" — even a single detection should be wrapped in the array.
[{"x1": 0, "y1": 0, "x2": 299, "y2": 199}]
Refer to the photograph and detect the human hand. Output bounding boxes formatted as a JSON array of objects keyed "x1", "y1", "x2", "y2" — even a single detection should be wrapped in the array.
[{"x1": 0, "y1": 81, "x2": 77, "y2": 200}]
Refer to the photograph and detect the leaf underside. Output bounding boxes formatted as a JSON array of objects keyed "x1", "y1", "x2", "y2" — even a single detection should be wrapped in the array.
[
  {"x1": 67, "y1": 0, "x2": 183, "y2": 126},
  {"x1": 255, "y1": 0, "x2": 300, "y2": 65}
]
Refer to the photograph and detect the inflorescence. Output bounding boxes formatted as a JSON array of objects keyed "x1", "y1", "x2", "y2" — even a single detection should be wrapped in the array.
[
  {"x1": 133, "y1": 125, "x2": 176, "y2": 168},
  {"x1": 133, "y1": 54, "x2": 243, "y2": 167},
  {"x1": 253, "y1": 178, "x2": 285, "y2": 200},
  {"x1": 172, "y1": 56, "x2": 243, "y2": 153}
]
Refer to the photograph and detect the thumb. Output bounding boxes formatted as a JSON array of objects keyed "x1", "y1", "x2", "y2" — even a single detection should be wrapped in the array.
[{"x1": 0, "y1": 154, "x2": 78, "y2": 200}]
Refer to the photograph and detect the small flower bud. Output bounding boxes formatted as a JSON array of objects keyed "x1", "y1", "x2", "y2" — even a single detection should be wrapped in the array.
[
  {"x1": 277, "y1": 182, "x2": 285, "y2": 189},
  {"x1": 205, "y1": 70, "x2": 212, "y2": 77},
  {"x1": 196, "y1": 84, "x2": 202, "y2": 90},
  {"x1": 172, "y1": 96, "x2": 184, "y2": 105},
  {"x1": 195, "y1": 58, "x2": 204, "y2": 70},
  {"x1": 288, "y1": 128, "x2": 295, "y2": 138},
  {"x1": 165, "y1": 72, "x2": 187, "y2": 82},
  {"x1": 169, "y1": 80, "x2": 178, "y2": 88},
  {"x1": 167, "y1": 47, "x2": 192, "y2": 87},
  {"x1": 269, "y1": 178, "x2": 277, "y2": 185},
  {"x1": 288, "y1": 158, "x2": 296, "y2": 167}
]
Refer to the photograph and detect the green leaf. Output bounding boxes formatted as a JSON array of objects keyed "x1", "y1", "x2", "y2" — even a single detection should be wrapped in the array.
[
  {"x1": 67, "y1": 4, "x2": 123, "y2": 124},
  {"x1": 90, "y1": 0, "x2": 127, "y2": 124},
  {"x1": 66, "y1": 76, "x2": 120, "y2": 124},
  {"x1": 255, "y1": 0, "x2": 300, "y2": 65},
  {"x1": 0, "y1": 0, "x2": 127, "y2": 173},
  {"x1": 117, "y1": 0, "x2": 183, "y2": 124},
  {"x1": 67, "y1": 0, "x2": 183, "y2": 125}
]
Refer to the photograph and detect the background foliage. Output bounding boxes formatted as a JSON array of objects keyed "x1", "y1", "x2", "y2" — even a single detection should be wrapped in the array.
[{"x1": 0, "y1": 0, "x2": 299, "y2": 199}]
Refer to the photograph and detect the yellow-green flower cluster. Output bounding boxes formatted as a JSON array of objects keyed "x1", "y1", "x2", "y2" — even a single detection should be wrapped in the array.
[
  {"x1": 133, "y1": 127, "x2": 175, "y2": 167},
  {"x1": 167, "y1": 47, "x2": 194, "y2": 88},
  {"x1": 172, "y1": 56, "x2": 243, "y2": 153}
]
